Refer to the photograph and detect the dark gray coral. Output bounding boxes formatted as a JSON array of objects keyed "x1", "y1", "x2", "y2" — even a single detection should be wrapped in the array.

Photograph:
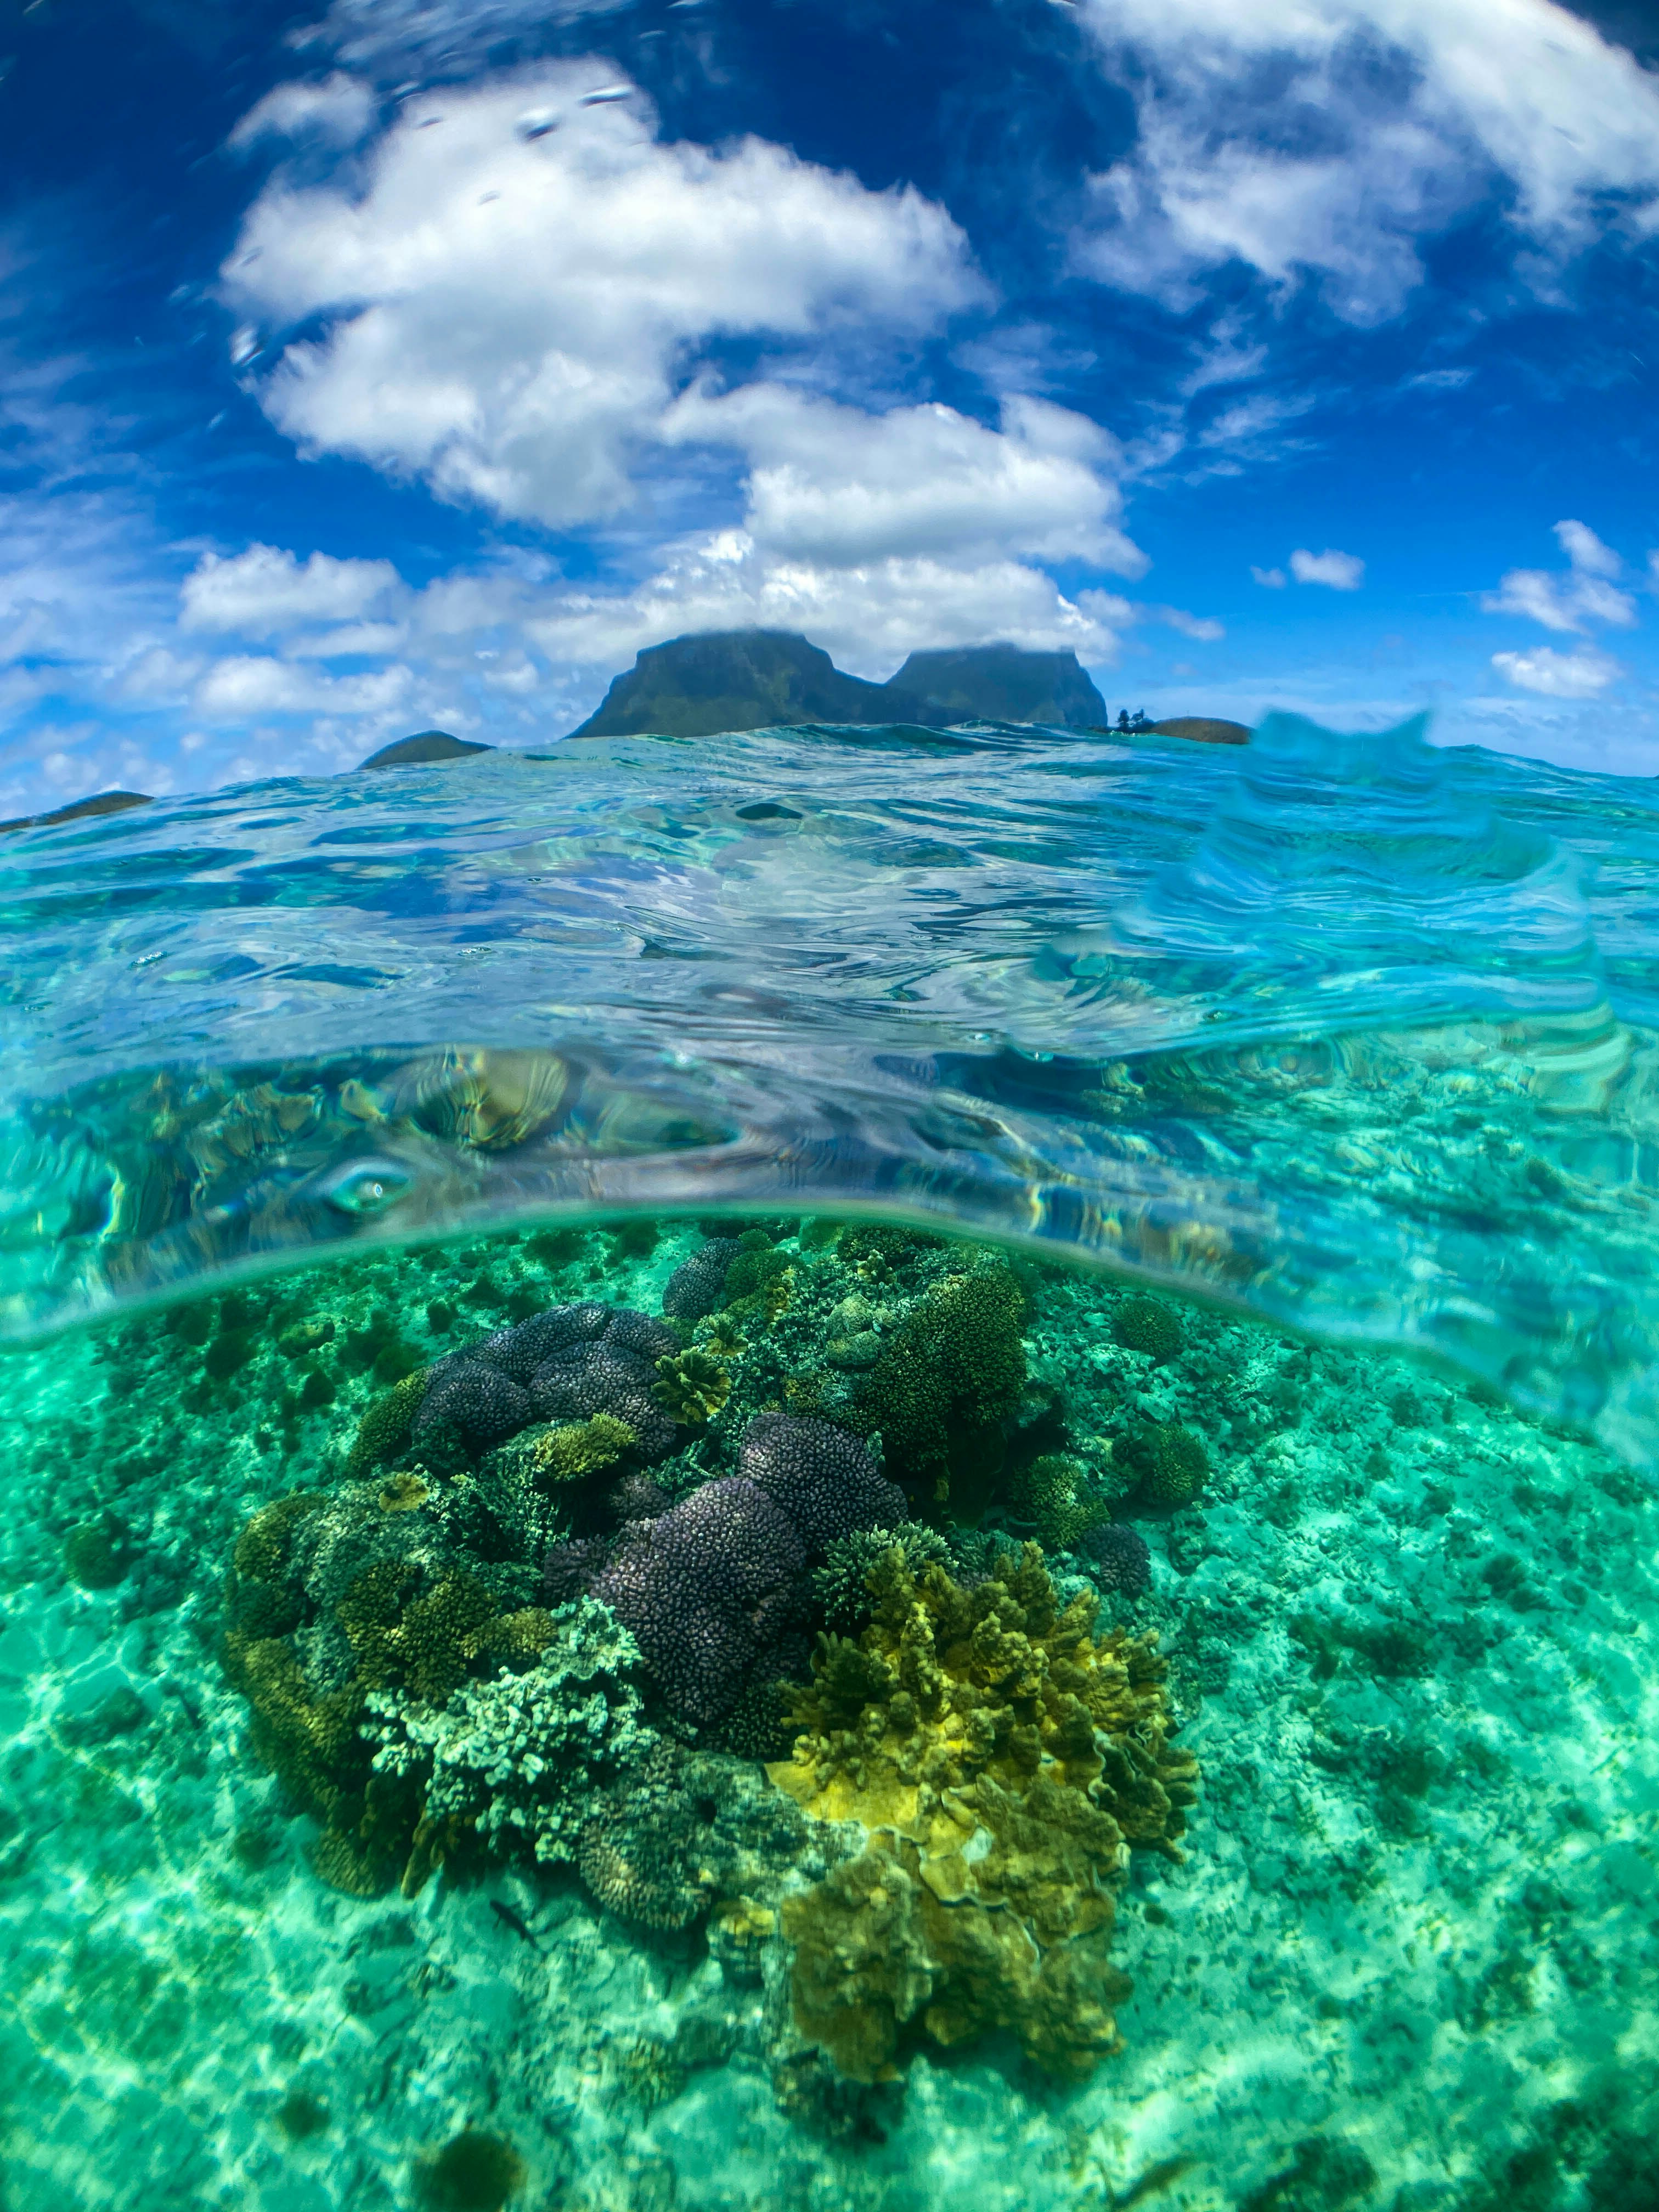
[
  {"x1": 593, "y1": 1476, "x2": 808, "y2": 1727},
  {"x1": 662, "y1": 1238, "x2": 742, "y2": 1322},
  {"x1": 738, "y1": 1412, "x2": 906, "y2": 1557},
  {"x1": 413, "y1": 1302, "x2": 676, "y2": 1461}
]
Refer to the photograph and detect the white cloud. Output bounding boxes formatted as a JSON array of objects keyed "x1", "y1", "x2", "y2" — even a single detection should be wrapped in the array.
[
  {"x1": 665, "y1": 385, "x2": 1144, "y2": 574},
  {"x1": 1481, "y1": 519, "x2": 1638, "y2": 633},
  {"x1": 1073, "y1": 0, "x2": 1659, "y2": 322},
  {"x1": 223, "y1": 65, "x2": 980, "y2": 531},
  {"x1": 523, "y1": 529, "x2": 1128, "y2": 680},
  {"x1": 193, "y1": 655, "x2": 413, "y2": 718},
  {"x1": 1150, "y1": 604, "x2": 1224, "y2": 640},
  {"x1": 181, "y1": 544, "x2": 402, "y2": 637},
  {"x1": 1553, "y1": 518, "x2": 1620, "y2": 578},
  {"x1": 1491, "y1": 644, "x2": 1620, "y2": 698},
  {"x1": 227, "y1": 74, "x2": 377, "y2": 151},
  {"x1": 1251, "y1": 564, "x2": 1287, "y2": 588},
  {"x1": 1290, "y1": 547, "x2": 1364, "y2": 589}
]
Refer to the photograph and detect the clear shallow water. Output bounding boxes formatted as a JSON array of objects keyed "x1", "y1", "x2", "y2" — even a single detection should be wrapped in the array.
[
  {"x1": 2, "y1": 713, "x2": 1657, "y2": 1467},
  {"x1": 4, "y1": 718, "x2": 1659, "y2": 2212}
]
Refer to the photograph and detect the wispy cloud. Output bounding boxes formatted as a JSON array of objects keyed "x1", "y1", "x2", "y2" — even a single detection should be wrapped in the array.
[{"x1": 1482, "y1": 520, "x2": 1638, "y2": 634}]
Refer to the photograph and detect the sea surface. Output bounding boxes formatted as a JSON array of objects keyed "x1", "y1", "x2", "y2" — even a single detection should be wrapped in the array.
[{"x1": 2, "y1": 713, "x2": 1658, "y2": 2212}]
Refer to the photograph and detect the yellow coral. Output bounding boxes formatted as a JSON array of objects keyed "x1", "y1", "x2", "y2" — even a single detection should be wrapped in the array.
[
  {"x1": 529, "y1": 1413, "x2": 636, "y2": 1482},
  {"x1": 766, "y1": 1543, "x2": 1197, "y2": 2083}
]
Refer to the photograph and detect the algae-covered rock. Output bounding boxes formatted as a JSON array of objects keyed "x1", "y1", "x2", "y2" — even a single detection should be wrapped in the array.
[{"x1": 766, "y1": 1542, "x2": 1197, "y2": 2081}]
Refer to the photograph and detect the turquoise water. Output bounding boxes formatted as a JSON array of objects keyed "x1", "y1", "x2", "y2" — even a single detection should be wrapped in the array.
[{"x1": 2, "y1": 715, "x2": 1659, "y2": 2210}]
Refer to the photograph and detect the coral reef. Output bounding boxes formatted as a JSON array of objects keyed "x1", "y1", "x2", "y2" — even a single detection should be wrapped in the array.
[
  {"x1": 1005, "y1": 1453, "x2": 1110, "y2": 1551},
  {"x1": 662, "y1": 1238, "x2": 742, "y2": 1321},
  {"x1": 812, "y1": 1523, "x2": 954, "y2": 1633},
  {"x1": 849, "y1": 1260, "x2": 1028, "y2": 1501},
  {"x1": 1078, "y1": 1520, "x2": 1153, "y2": 1596},
  {"x1": 405, "y1": 1304, "x2": 679, "y2": 1466},
  {"x1": 1112, "y1": 1295, "x2": 1183, "y2": 1362},
  {"x1": 766, "y1": 1542, "x2": 1197, "y2": 2082},
  {"x1": 347, "y1": 1368, "x2": 432, "y2": 1475}
]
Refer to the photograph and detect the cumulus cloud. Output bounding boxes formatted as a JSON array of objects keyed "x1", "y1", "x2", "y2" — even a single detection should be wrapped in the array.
[
  {"x1": 223, "y1": 65, "x2": 981, "y2": 531},
  {"x1": 193, "y1": 655, "x2": 413, "y2": 718},
  {"x1": 1290, "y1": 547, "x2": 1364, "y2": 589},
  {"x1": 181, "y1": 544, "x2": 402, "y2": 637},
  {"x1": 1481, "y1": 520, "x2": 1638, "y2": 634},
  {"x1": 1491, "y1": 644, "x2": 1620, "y2": 698},
  {"x1": 1073, "y1": 0, "x2": 1659, "y2": 322},
  {"x1": 1251, "y1": 564, "x2": 1287, "y2": 588},
  {"x1": 1150, "y1": 604, "x2": 1224, "y2": 641},
  {"x1": 665, "y1": 385, "x2": 1144, "y2": 574},
  {"x1": 522, "y1": 528, "x2": 1128, "y2": 679}
]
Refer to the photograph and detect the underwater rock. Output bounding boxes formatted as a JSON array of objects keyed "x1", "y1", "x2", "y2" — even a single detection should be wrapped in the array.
[{"x1": 766, "y1": 1542, "x2": 1197, "y2": 2082}]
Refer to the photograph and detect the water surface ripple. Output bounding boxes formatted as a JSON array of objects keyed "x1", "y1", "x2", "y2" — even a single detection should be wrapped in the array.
[{"x1": 3, "y1": 712, "x2": 1657, "y2": 1467}]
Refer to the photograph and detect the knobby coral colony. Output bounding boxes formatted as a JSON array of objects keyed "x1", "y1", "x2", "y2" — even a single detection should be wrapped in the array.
[{"x1": 219, "y1": 1237, "x2": 1201, "y2": 2088}]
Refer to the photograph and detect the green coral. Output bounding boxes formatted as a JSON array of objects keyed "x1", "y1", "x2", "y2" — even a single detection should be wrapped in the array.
[
  {"x1": 220, "y1": 1476, "x2": 556, "y2": 1895},
  {"x1": 1112, "y1": 1295, "x2": 1183, "y2": 1362},
  {"x1": 345, "y1": 1367, "x2": 429, "y2": 1476},
  {"x1": 850, "y1": 1261, "x2": 1028, "y2": 1499},
  {"x1": 723, "y1": 1227, "x2": 791, "y2": 1302},
  {"x1": 1118, "y1": 1422, "x2": 1209, "y2": 1508},
  {"x1": 1005, "y1": 1454, "x2": 1110, "y2": 1551},
  {"x1": 811, "y1": 1522, "x2": 954, "y2": 1633},
  {"x1": 63, "y1": 1518, "x2": 131, "y2": 1590},
  {"x1": 651, "y1": 1349, "x2": 731, "y2": 1425},
  {"x1": 767, "y1": 1543, "x2": 1198, "y2": 2083},
  {"x1": 368, "y1": 1595, "x2": 662, "y2": 1891},
  {"x1": 528, "y1": 1413, "x2": 636, "y2": 1482}
]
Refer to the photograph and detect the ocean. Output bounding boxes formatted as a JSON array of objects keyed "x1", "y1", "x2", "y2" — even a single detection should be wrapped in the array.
[{"x1": 1, "y1": 711, "x2": 1657, "y2": 2212}]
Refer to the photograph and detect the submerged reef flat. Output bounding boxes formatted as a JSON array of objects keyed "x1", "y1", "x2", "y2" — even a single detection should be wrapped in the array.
[{"x1": 1, "y1": 1214, "x2": 1659, "y2": 2210}]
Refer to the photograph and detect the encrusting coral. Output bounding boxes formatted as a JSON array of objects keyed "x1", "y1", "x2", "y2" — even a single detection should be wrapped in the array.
[{"x1": 766, "y1": 1542, "x2": 1198, "y2": 2083}]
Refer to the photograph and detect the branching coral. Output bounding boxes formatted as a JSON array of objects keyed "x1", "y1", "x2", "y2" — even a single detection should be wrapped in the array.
[
  {"x1": 812, "y1": 1523, "x2": 954, "y2": 1634},
  {"x1": 850, "y1": 1262, "x2": 1028, "y2": 1496},
  {"x1": 766, "y1": 1543, "x2": 1197, "y2": 2083},
  {"x1": 1005, "y1": 1454, "x2": 1110, "y2": 1551}
]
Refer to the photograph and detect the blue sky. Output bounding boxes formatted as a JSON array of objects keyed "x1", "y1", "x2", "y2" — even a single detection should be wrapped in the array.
[{"x1": 2, "y1": 0, "x2": 1658, "y2": 812}]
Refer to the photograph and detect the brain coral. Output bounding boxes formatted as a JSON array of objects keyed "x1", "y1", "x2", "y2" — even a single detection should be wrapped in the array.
[
  {"x1": 766, "y1": 1542, "x2": 1197, "y2": 2083},
  {"x1": 408, "y1": 1304, "x2": 678, "y2": 1464},
  {"x1": 590, "y1": 1413, "x2": 905, "y2": 1727},
  {"x1": 1079, "y1": 1521, "x2": 1153, "y2": 1596}
]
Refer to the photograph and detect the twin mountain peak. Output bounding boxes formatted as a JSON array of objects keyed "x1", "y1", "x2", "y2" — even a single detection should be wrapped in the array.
[{"x1": 358, "y1": 630, "x2": 1247, "y2": 769}]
